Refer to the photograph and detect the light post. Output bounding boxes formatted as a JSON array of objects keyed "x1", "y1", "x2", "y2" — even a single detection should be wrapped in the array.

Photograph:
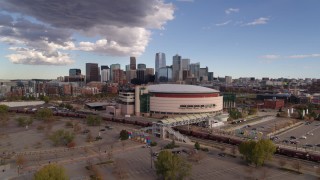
[{"x1": 150, "y1": 147, "x2": 153, "y2": 169}]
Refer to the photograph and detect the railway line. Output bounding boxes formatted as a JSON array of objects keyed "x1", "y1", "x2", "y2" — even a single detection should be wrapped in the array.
[{"x1": 8, "y1": 108, "x2": 320, "y2": 163}]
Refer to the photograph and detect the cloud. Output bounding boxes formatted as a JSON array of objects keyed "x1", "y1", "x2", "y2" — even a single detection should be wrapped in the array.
[
  {"x1": 287, "y1": 54, "x2": 320, "y2": 59},
  {"x1": 260, "y1": 53, "x2": 320, "y2": 63},
  {"x1": 246, "y1": 17, "x2": 269, "y2": 26},
  {"x1": 216, "y1": 20, "x2": 231, "y2": 27},
  {"x1": 260, "y1": 54, "x2": 281, "y2": 60},
  {"x1": 177, "y1": 0, "x2": 194, "y2": 2},
  {"x1": 0, "y1": 0, "x2": 175, "y2": 65},
  {"x1": 225, "y1": 8, "x2": 239, "y2": 14},
  {"x1": 7, "y1": 47, "x2": 74, "y2": 65}
]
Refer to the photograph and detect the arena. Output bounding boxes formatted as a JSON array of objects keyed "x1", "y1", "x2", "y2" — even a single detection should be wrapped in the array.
[{"x1": 135, "y1": 84, "x2": 223, "y2": 116}]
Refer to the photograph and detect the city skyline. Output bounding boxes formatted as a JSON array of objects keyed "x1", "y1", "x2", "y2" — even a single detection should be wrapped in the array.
[{"x1": 1, "y1": 0, "x2": 320, "y2": 79}]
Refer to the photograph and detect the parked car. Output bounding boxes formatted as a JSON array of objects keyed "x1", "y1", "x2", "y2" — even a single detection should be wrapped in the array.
[
  {"x1": 290, "y1": 136, "x2": 296, "y2": 139},
  {"x1": 300, "y1": 136, "x2": 307, "y2": 139},
  {"x1": 282, "y1": 140, "x2": 289, "y2": 143},
  {"x1": 218, "y1": 153, "x2": 226, "y2": 157},
  {"x1": 303, "y1": 144, "x2": 313, "y2": 148},
  {"x1": 307, "y1": 132, "x2": 314, "y2": 136}
]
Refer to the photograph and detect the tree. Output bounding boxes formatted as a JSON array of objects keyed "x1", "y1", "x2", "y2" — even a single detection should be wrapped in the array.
[
  {"x1": 16, "y1": 117, "x2": 33, "y2": 127},
  {"x1": 16, "y1": 155, "x2": 26, "y2": 174},
  {"x1": 194, "y1": 142, "x2": 200, "y2": 150},
  {"x1": 86, "y1": 115, "x2": 101, "y2": 126},
  {"x1": 119, "y1": 130, "x2": 129, "y2": 140},
  {"x1": 49, "y1": 129, "x2": 75, "y2": 146},
  {"x1": 239, "y1": 139, "x2": 276, "y2": 167},
  {"x1": 39, "y1": 95, "x2": 50, "y2": 104},
  {"x1": 34, "y1": 164, "x2": 68, "y2": 180},
  {"x1": 0, "y1": 104, "x2": 9, "y2": 126},
  {"x1": 155, "y1": 150, "x2": 192, "y2": 180},
  {"x1": 36, "y1": 108, "x2": 53, "y2": 122}
]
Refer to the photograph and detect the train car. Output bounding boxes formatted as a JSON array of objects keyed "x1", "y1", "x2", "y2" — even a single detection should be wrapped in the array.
[
  {"x1": 308, "y1": 153, "x2": 320, "y2": 162},
  {"x1": 190, "y1": 131, "x2": 209, "y2": 139},
  {"x1": 176, "y1": 128, "x2": 190, "y2": 136},
  {"x1": 277, "y1": 147, "x2": 309, "y2": 160},
  {"x1": 78, "y1": 114, "x2": 87, "y2": 119},
  {"x1": 229, "y1": 138, "x2": 243, "y2": 146}
]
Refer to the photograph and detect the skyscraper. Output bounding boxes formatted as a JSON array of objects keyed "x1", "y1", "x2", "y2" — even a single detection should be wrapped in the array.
[
  {"x1": 181, "y1": 59, "x2": 190, "y2": 71},
  {"x1": 172, "y1": 54, "x2": 182, "y2": 82},
  {"x1": 199, "y1": 67, "x2": 208, "y2": 82},
  {"x1": 137, "y1": 63, "x2": 147, "y2": 70},
  {"x1": 86, "y1": 63, "x2": 100, "y2": 83},
  {"x1": 101, "y1": 67, "x2": 110, "y2": 82},
  {"x1": 158, "y1": 66, "x2": 172, "y2": 82},
  {"x1": 208, "y1": 72, "x2": 214, "y2": 82},
  {"x1": 110, "y1": 64, "x2": 120, "y2": 82},
  {"x1": 136, "y1": 69, "x2": 145, "y2": 83},
  {"x1": 130, "y1": 57, "x2": 136, "y2": 70},
  {"x1": 225, "y1": 76, "x2": 232, "y2": 84},
  {"x1": 101, "y1": 65, "x2": 109, "y2": 70},
  {"x1": 155, "y1": 52, "x2": 166, "y2": 81},
  {"x1": 69, "y1": 69, "x2": 81, "y2": 76},
  {"x1": 125, "y1": 65, "x2": 130, "y2": 71},
  {"x1": 189, "y1": 62, "x2": 200, "y2": 81}
]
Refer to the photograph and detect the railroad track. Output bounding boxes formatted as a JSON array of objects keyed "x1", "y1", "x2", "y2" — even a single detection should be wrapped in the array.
[{"x1": 189, "y1": 136, "x2": 320, "y2": 169}]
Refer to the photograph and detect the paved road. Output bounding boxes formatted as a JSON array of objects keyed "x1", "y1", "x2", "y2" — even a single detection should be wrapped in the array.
[{"x1": 277, "y1": 121, "x2": 320, "y2": 150}]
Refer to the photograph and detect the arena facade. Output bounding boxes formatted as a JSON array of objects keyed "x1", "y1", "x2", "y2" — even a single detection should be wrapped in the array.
[{"x1": 135, "y1": 84, "x2": 223, "y2": 116}]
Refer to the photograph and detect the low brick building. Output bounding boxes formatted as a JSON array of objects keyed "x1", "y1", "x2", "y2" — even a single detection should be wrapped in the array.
[{"x1": 264, "y1": 99, "x2": 285, "y2": 109}]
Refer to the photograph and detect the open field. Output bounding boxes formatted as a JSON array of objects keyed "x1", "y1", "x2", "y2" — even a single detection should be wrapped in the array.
[{"x1": 1, "y1": 112, "x2": 320, "y2": 179}]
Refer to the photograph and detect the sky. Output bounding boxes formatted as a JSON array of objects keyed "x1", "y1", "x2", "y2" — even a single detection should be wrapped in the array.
[{"x1": 0, "y1": 0, "x2": 320, "y2": 79}]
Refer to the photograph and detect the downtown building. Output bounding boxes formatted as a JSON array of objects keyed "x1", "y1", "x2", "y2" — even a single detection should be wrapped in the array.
[
  {"x1": 155, "y1": 52, "x2": 166, "y2": 82},
  {"x1": 86, "y1": 63, "x2": 100, "y2": 83}
]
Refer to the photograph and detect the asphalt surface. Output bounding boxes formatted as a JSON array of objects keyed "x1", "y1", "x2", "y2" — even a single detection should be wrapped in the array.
[{"x1": 277, "y1": 121, "x2": 320, "y2": 150}]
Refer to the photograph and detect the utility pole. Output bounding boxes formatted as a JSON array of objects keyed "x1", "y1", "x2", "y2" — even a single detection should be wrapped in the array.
[{"x1": 150, "y1": 147, "x2": 153, "y2": 169}]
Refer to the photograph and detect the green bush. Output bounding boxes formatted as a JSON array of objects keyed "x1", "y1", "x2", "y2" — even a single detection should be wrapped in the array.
[
  {"x1": 150, "y1": 141, "x2": 157, "y2": 147},
  {"x1": 86, "y1": 115, "x2": 101, "y2": 126},
  {"x1": 16, "y1": 117, "x2": 33, "y2": 127},
  {"x1": 49, "y1": 130, "x2": 75, "y2": 146},
  {"x1": 119, "y1": 130, "x2": 129, "y2": 140},
  {"x1": 194, "y1": 141, "x2": 200, "y2": 150},
  {"x1": 164, "y1": 140, "x2": 179, "y2": 149}
]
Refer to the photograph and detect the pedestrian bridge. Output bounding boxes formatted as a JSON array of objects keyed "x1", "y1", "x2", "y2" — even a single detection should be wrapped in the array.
[{"x1": 141, "y1": 112, "x2": 221, "y2": 144}]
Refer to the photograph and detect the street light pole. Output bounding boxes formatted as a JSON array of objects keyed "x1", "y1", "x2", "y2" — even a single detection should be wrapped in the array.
[{"x1": 150, "y1": 147, "x2": 153, "y2": 169}]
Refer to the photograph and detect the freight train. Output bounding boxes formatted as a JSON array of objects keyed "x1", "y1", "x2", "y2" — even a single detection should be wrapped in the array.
[
  {"x1": 173, "y1": 126, "x2": 320, "y2": 163},
  {"x1": 8, "y1": 108, "x2": 320, "y2": 163}
]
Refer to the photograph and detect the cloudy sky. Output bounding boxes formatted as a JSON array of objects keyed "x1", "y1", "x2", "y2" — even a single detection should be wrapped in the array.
[{"x1": 0, "y1": 0, "x2": 319, "y2": 79}]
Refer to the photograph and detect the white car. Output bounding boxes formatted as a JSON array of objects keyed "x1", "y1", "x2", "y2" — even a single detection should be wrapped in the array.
[
  {"x1": 300, "y1": 136, "x2": 307, "y2": 139},
  {"x1": 307, "y1": 132, "x2": 314, "y2": 136}
]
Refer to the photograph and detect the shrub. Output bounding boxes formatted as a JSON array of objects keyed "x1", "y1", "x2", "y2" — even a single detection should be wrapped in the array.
[
  {"x1": 150, "y1": 141, "x2": 157, "y2": 147},
  {"x1": 119, "y1": 130, "x2": 129, "y2": 140},
  {"x1": 194, "y1": 142, "x2": 200, "y2": 150},
  {"x1": 164, "y1": 140, "x2": 179, "y2": 149}
]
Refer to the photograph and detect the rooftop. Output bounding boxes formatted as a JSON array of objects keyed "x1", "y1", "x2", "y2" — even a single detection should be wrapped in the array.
[{"x1": 148, "y1": 84, "x2": 219, "y2": 94}]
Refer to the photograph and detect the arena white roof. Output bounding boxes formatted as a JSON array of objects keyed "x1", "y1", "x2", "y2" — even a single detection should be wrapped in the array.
[
  {"x1": 0, "y1": 101, "x2": 45, "y2": 107},
  {"x1": 148, "y1": 84, "x2": 219, "y2": 94}
]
